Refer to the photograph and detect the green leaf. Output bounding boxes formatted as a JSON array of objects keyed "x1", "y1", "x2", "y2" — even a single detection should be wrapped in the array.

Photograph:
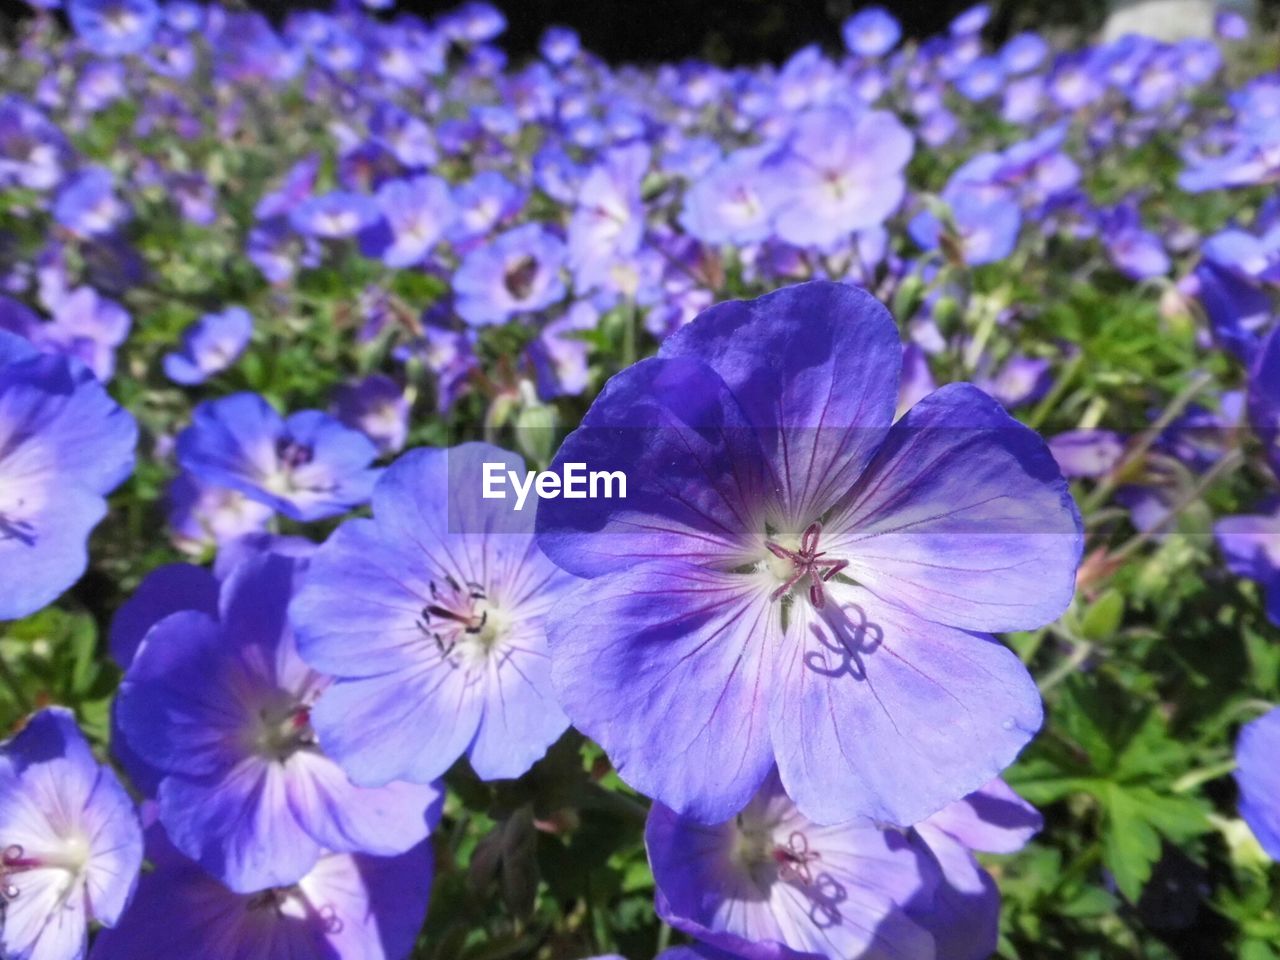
[
  {"x1": 1101, "y1": 783, "x2": 1163, "y2": 902},
  {"x1": 1080, "y1": 589, "x2": 1125, "y2": 641}
]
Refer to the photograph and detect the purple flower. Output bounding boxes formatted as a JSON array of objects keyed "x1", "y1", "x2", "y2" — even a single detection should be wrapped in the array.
[
  {"x1": 449, "y1": 171, "x2": 525, "y2": 245},
  {"x1": 1049, "y1": 430, "x2": 1126, "y2": 479},
  {"x1": 0, "y1": 97, "x2": 72, "y2": 192},
  {"x1": 116, "y1": 551, "x2": 442, "y2": 892},
  {"x1": 330, "y1": 374, "x2": 410, "y2": 455},
  {"x1": 650, "y1": 770, "x2": 1038, "y2": 959},
  {"x1": 1236, "y1": 708, "x2": 1280, "y2": 859},
  {"x1": 38, "y1": 286, "x2": 131, "y2": 383},
  {"x1": 1217, "y1": 10, "x2": 1250, "y2": 40},
  {"x1": 1191, "y1": 262, "x2": 1273, "y2": 362},
  {"x1": 536, "y1": 282, "x2": 1081, "y2": 826},
  {"x1": 767, "y1": 106, "x2": 913, "y2": 249},
  {"x1": 176, "y1": 392, "x2": 381, "y2": 522},
  {"x1": 540, "y1": 26, "x2": 580, "y2": 66},
  {"x1": 453, "y1": 223, "x2": 566, "y2": 327},
  {"x1": 165, "y1": 472, "x2": 275, "y2": 557},
  {"x1": 957, "y1": 56, "x2": 1005, "y2": 101},
  {"x1": 529, "y1": 302, "x2": 598, "y2": 400},
  {"x1": 978, "y1": 355, "x2": 1054, "y2": 409},
  {"x1": 163, "y1": 306, "x2": 253, "y2": 386},
  {"x1": 680, "y1": 146, "x2": 781, "y2": 247},
  {"x1": 256, "y1": 155, "x2": 321, "y2": 221},
  {"x1": 91, "y1": 821, "x2": 434, "y2": 960},
  {"x1": 1101, "y1": 203, "x2": 1170, "y2": 280},
  {"x1": 68, "y1": 0, "x2": 160, "y2": 55},
  {"x1": 1215, "y1": 506, "x2": 1280, "y2": 626},
  {"x1": 909, "y1": 188, "x2": 1022, "y2": 266},
  {"x1": 289, "y1": 191, "x2": 380, "y2": 240},
  {"x1": 1251, "y1": 326, "x2": 1280, "y2": 482},
  {"x1": 912, "y1": 778, "x2": 1042, "y2": 959},
  {"x1": 404, "y1": 326, "x2": 478, "y2": 413},
  {"x1": 0, "y1": 330, "x2": 136, "y2": 620},
  {"x1": 648, "y1": 769, "x2": 937, "y2": 960},
  {"x1": 359, "y1": 176, "x2": 455, "y2": 269},
  {"x1": 0, "y1": 708, "x2": 143, "y2": 960},
  {"x1": 368, "y1": 105, "x2": 438, "y2": 169},
  {"x1": 950, "y1": 3, "x2": 990, "y2": 35},
  {"x1": 1203, "y1": 225, "x2": 1280, "y2": 283},
  {"x1": 289, "y1": 444, "x2": 574, "y2": 787},
  {"x1": 1001, "y1": 32, "x2": 1048, "y2": 73},
  {"x1": 841, "y1": 6, "x2": 900, "y2": 57},
  {"x1": 445, "y1": 1, "x2": 506, "y2": 43},
  {"x1": 52, "y1": 167, "x2": 129, "y2": 239},
  {"x1": 247, "y1": 218, "x2": 316, "y2": 285},
  {"x1": 568, "y1": 145, "x2": 648, "y2": 292}
]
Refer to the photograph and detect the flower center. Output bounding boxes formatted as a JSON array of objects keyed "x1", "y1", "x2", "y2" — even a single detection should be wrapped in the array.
[
  {"x1": 248, "y1": 886, "x2": 344, "y2": 934},
  {"x1": 275, "y1": 437, "x2": 314, "y2": 471},
  {"x1": 416, "y1": 575, "x2": 503, "y2": 666},
  {"x1": 255, "y1": 701, "x2": 317, "y2": 762},
  {"x1": 763, "y1": 521, "x2": 847, "y2": 610},
  {"x1": 503, "y1": 255, "x2": 539, "y2": 300},
  {"x1": 1, "y1": 838, "x2": 90, "y2": 903},
  {"x1": 732, "y1": 820, "x2": 822, "y2": 888}
]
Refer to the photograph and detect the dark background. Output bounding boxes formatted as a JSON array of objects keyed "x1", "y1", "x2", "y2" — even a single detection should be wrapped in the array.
[
  {"x1": 0, "y1": 0, "x2": 1144, "y2": 64},
  {"x1": 0, "y1": 0, "x2": 1276, "y2": 64}
]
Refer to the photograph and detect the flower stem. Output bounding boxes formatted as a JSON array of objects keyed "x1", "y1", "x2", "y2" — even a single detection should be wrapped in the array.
[
  {"x1": 0, "y1": 652, "x2": 32, "y2": 716},
  {"x1": 1108, "y1": 447, "x2": 1245, "y2": 565},
  {"x1": 1081, "y1": 372, "x2": 1214, "y2": 515}
]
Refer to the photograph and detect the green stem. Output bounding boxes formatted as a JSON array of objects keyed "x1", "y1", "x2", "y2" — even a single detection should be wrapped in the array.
[
  {"x1": 0, "y1": 651, "x2": 33, "y2": 715},
  {"x1": 656, "y1": 923, "x2": 673, "y2": 954},
  {"x1": 1081, "y1": 373, "x2": 1214, "y2": 514},
  {"x1": 1026, "y1": 353, "x2": 1083, "y2": 431},
  {"x1": 1107, "y1": 447, "x2": 1245, "y2": 565},
  {"x1": 1038, "y1": 628, "x2": 1096, "y2": 694},
  {"x1": 1172, "y1": 758, "x2": 1238, "y2": 794},
  {"x1": 622, "y1": 299, "x2": 638, "y2": 370}
]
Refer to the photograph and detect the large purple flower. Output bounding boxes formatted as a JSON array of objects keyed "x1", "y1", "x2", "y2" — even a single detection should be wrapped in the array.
[
  {"x1": 1236, "y1": 707, "x2": 1280, "y2": 860},
  {"x1": 90, "y1": 821, "x2": 433, "y2": 960},
  {"x1": 650, "y1": 771, "x2": 1040, "y2": 960},
  {"x1": 0, "y1": 330, "x2": 136, "y2": 621},
  {"x1": 176, "y1": 392, "x2": 380, "y2": 522},
  {"x1": 648, "y1": 770, "x2": 937, "y2": 960},
  {"x1": 289, "y1": 444, "x2": 574, "y2": 787},
  {"x1": 537, "y1": 282, "x2": 1081, "y2": 826},
  {"x1": 0, "y1": 708, "x2": 143, "y2": 960},
  {"x1": 115, "y1": 551, "x2": 441, "y2": 893}
]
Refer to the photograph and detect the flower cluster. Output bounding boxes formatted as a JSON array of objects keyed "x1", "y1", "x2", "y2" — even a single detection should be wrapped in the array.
[{"x1": 0, "y1": 0, "x2": 1278, "y2": 958}]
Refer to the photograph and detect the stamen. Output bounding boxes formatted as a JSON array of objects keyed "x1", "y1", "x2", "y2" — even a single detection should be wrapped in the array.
[
  {"x1": 416, "y1": 577, "x2": 493, "y2": 662},
  {"x1": 1, "y1": 843, "x2": 39, "y2": 902},
  {"x1": 318, "y1": 903, "x2": 344, "y2": 934},
  {"x1": 772, "y1": 830, "x2": 821, "y2": 886},
  {"x1": 275, "y1": 438, "x2": 315, "y2": 470},
  {"x1": 764, "y1": 523, "x2": 847, "y2": 610}
]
